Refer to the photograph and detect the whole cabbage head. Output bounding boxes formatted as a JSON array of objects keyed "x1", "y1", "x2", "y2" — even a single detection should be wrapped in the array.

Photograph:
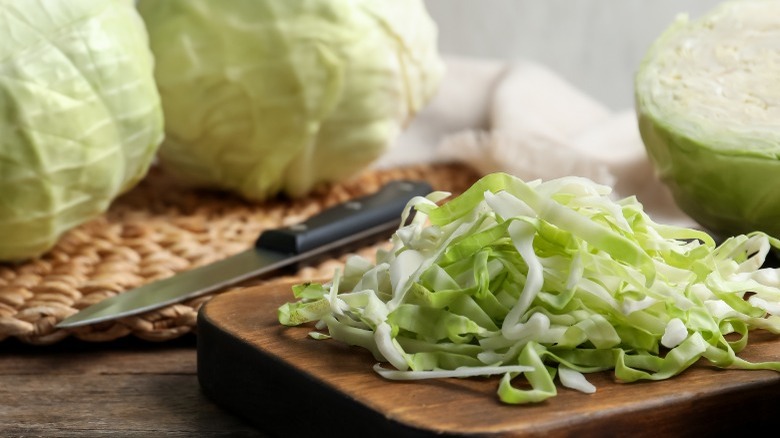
[
  {"x1": 137, "y1": 0, "x2": 444, "y2": 201},
  {"x1": 635, "y1": 0, "x2": 780, "y2": 240},
  {"x1": 0, "y1": 0, "x2": 164, "y2": 262}
]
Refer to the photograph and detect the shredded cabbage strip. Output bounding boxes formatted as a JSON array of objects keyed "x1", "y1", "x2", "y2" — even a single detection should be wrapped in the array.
[{"x1": 278, "y1": 172, "x2": 780, "y2": 404}]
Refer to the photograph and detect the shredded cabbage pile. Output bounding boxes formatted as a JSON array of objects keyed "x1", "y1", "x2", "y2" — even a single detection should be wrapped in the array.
[{"x1": 278, "y1": 172, "x2": 780, "y2": 404}]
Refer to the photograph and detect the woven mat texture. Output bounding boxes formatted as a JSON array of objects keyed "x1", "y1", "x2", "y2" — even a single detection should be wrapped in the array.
[{"x1": 0, "y1": 163, "x2": 480, "y2": 345}]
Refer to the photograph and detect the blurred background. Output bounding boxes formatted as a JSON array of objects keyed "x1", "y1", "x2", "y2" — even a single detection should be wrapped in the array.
[{"x1": 424, "y1": 0, "x2": 723, "y2": 110}]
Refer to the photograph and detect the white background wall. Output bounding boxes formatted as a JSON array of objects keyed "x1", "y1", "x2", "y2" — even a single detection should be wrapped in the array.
[{"x1": 423, "y1": 0, "x2": 723, "y2": 110}]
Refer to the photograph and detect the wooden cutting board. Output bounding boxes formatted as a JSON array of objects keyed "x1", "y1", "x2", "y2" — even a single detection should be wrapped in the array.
[{"x1": 197, "y1": 280, "x2": 780, "y2": 437}]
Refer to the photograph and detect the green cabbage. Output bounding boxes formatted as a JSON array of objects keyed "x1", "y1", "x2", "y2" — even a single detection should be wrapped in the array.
[
  {"x1": 136, "y1": 0, "x2": 444, "y2": 201},
  {"x1": 0, "y1": 0, "x2": 164, "y2": 262},
  {"x1": 635, "y1": 0, "x2": 780, "y2": 240},
  {"x1": 279, "y1": 172, "x2": 780, "y2": 404}
]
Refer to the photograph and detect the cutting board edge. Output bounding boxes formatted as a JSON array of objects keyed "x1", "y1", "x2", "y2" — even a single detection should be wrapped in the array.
[{"x1": 197, "y1": 301, "x2": 454, "y2": 438}]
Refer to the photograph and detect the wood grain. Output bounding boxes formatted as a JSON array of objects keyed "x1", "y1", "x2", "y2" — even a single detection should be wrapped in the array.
[
  {"x1": 0, "y1": 336, "x2": 265, "y2": 437},
  {"x1": 198, "y1": 280, "x2": 780, "y2": 437}
]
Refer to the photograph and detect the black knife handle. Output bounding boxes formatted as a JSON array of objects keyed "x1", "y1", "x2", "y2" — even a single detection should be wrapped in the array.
[{"x1": 255, "y1": 180, "x2": 433, "y2": 255}]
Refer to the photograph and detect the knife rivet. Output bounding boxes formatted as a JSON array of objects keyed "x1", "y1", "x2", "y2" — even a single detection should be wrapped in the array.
[
  {"x1": 345, "y1": 201, "x2": 362, "y2": 210},
  {"x1": 398, "y1": 181, "x2": 414, "y2": 191}
]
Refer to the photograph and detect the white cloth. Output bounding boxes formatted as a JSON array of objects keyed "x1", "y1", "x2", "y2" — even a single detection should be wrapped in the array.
[{"x1": 375, "y1": 55, "x2": 696, "y2": 228}]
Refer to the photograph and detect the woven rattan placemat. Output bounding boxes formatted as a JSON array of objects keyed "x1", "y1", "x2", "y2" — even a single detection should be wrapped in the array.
[{"x1": 0, "y1": 163, "x2": 480, "y2": 345}]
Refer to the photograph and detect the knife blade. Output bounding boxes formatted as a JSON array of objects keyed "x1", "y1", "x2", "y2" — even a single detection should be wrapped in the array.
[{"x1": 56, "y1": 180, "x2": 433, "y2": 328}]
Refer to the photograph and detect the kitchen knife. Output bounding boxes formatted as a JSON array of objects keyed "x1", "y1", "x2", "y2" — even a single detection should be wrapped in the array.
[{"x1": 56, "y1": 180, "x2": 433, "y2": 328}]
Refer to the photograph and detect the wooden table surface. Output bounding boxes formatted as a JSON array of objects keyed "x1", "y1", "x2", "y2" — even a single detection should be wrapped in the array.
[{"x1": 0, "y1": 335, "x2": 267, "y2": 437}]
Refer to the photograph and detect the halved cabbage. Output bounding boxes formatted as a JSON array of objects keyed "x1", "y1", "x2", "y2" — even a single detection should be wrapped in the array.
[{"x1": 635, "y1": 0, "x2": 780, "y2": 239}]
